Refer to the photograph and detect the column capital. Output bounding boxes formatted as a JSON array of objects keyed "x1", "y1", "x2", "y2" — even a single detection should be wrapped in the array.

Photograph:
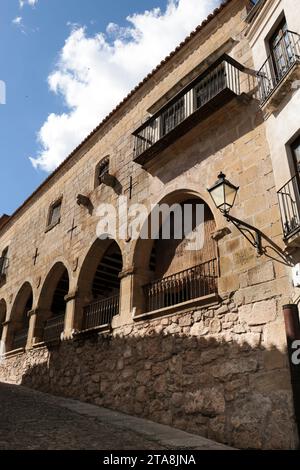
[
  {"x1": 64, "y1": 289, "x2": 78, "y2": 302},
  {"x1": 118, "y1": 267, "x2": 135, "y2": 280},
  {"x1": 27, "y1": 308, "x2": 39, "y2": 318}
]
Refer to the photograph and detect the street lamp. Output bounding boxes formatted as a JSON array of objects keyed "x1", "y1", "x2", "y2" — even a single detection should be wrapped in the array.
[
  {"x1": 207, "y1": 172, "x2": 239, "y2": 215},
  {"x1": 207, "y1": 172, "x2": 263, "y2": 255}
]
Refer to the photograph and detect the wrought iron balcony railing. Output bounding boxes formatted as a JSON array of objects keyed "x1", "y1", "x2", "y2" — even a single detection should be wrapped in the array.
[
  {"x1": 12, "y1": 328, "x2": 28, "y2": 351},
  {"x1": 277, "y1": 173, "x2": 300, "y2": 239},
  {"x1": 43, "y1": 314, "x2": 65, "y2": 343},
  {"x1": 82, "y1": 294, "x2": 120, "y2": 331},
  {"x1": 143, "y1": 258, "x2": 218, "y2": 313},
  {"x1": 257, "y1": 30, "x2": 300, "y2": 105},
  {"x1": 133, "y1": 55, "x2": 251, "y2": 166}
]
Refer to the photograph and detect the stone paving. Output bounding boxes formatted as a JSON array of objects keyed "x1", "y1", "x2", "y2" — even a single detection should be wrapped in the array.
[{"x1": 0, "y1": 382, "x2": 233, "y2": 450}]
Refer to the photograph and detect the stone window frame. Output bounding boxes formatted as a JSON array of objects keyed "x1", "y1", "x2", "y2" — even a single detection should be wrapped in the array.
[
  {"x1": 263, "y1": 11, "x2": 287, "y2": 66},
  {"x1": 45, "y1": 197, "x2": 63, "y2": 233},
  {"x1": 0, "y1": 246, "x2": 9, "y2": 284},
  {"x1": 285, "y1": 130, "x2": 300, "y2": 176},
  {"x1": 95, "y1": 156, "x2": 110, "y2": 188},
  {"x1": 291, "y1": 134, "x2": 300, "y2": 174}
]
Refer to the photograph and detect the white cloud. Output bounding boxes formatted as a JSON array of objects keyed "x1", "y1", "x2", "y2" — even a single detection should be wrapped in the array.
[
  {"x1": 30, "y1": 0, "x2": 221, "y2": 172},
  {"x1": 19, "y1": 0, "x2": 38, "y2": 8},
  {"x1": 12, "y1": 16, "x2": 27, "y2": 34},
  {"x1": 12, "y1": 16, "x2": 22, "y2": 25}
]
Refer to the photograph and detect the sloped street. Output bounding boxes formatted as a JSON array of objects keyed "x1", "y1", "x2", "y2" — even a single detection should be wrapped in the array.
[{"x1": 0, "y1": 382, "x2": 231, "y2": 450}]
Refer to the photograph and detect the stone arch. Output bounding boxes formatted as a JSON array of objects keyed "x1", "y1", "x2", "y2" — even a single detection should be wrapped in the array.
[
  {"x1": 35, "y1": 262, "x2": 70, "y2": 343},
  {"x1": 9, "y1": 282, "x2": 33, "y2": 351},
  {"x1": 0, "y1": 298, "x2": 7, "y2": 346},
  {"x1": 131, "y1": 189, "x2": 218, "y2": 314},
  {"x1": 76, "y1": 238, "x2": 123, "y2": 330}
]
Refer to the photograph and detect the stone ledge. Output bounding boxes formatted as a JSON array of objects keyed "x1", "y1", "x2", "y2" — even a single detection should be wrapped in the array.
[
  {"x1": 261, "y1": 61, "x2": 300, "y2": 115},
  {"x1": 134, "y1": 293, "x2": 220, "y2": 322},
  {"x1": 73, "y1": 324, "x2": 112, "y2": 339},
  {"x1": 32, "y1": 341, "x2": 48, "y2": 350},
  {"x1": 1, "y1": 347, "x2": 25, "y2": 359}
]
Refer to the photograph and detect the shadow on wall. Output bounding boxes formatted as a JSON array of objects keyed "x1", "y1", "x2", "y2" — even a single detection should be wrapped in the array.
[
  {"x1": 146, "y1": 98, "x2": 263, "y2": 182},
  {"x1": 0, "y1": 326, "x2": 298, "y2": 450}
]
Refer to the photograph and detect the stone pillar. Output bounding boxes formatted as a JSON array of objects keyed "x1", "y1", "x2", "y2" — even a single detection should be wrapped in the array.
[
  {"x1": 32, "y1": 308, "x2": 52, "y2": 345},
  {"x1": 0, "y1": 320, "x2": 13, "y2": 354},
  {"x1": 131, "y1": 268, "x2": 154, "y2": 316},
  {"x1": 117, "y1": 267, "x2": 135, "y2": 325},
  {"x1": 62, "y1": 290, "x2": 78, "y2": 340},
  {"x1": 26, "y1": 309, "x2": 37, "y2": 349}
]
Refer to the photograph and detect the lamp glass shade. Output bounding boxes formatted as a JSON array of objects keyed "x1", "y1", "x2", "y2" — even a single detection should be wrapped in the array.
[
  {"x1": 223, "y1": 183, "x2": 238, "y2": 212},
  {"x1": 208, "y1": 173, "x2": 239, "y2": 214},
  {"x1": 209, "y1": 184, "x2": 225, "y2": 210}
]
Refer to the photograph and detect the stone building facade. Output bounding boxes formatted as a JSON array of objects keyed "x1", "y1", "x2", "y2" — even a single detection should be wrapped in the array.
[{"x1": 0, "y1": 0, "x2": 300, "y2": 449}]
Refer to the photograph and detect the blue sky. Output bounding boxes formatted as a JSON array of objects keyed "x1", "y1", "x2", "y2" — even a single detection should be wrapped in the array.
[{"x1": 0, "y1": 0, "x2": 220, "y2": 215}]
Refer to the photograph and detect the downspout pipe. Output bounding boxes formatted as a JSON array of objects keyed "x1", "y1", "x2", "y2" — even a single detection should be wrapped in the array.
[{"x1": 283, "y1": 304, "x2": 300, "y2": 443}]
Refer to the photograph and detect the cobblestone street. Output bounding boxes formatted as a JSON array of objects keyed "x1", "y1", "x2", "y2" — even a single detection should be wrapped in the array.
[{"x1": 0, "y1": 382, "x2": 231, "y2": 450}]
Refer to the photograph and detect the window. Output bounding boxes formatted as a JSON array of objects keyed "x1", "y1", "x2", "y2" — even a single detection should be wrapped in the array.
[
  {"x1": 269, "y1": 18, "x2": 293, "y2": 80},
  {"x1": 0, "y1": 247, "x2": 8, "y2": 278},
  {"x1": 47, "y1": 199, "x2": 62, "y2": 229},
  {"x1": 292, "y1": 136, "x2": 300, "y2": 173},
  {"x1": 96, "y1": 157, "x2": 110, "y2": 187}
]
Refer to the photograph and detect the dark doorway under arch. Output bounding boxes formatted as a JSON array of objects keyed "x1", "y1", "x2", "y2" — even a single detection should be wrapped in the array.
[
  {"x1": 10, "y1": 283, "x2": 33, "y2": 351},
  {"x1": 77, "y1": 240, "x2": 123, "y2": 331},
  {"x1": 133, "y1": 196, "x2": 218, "y2": 314},
  {"x1": 36, "y1": 263, "x2": 70, "y2": 344}
]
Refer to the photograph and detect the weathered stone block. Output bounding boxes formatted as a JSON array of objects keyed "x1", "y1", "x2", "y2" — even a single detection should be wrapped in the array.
[
  {"x1": 263, "y1": 321, "x2": 287, "y2": 351},
  {"x1": 246, "y1": 261, "x2": 275, "y2": 287},
  {"x1": 190, "y1": 322, "x2": 208, "y2": 336},
  {"x1": 239, "y1": 299, "x2": 276, "y2": 326},
  {"x1": 184, "y1": 387, "x2": 225, "y2": 417}
]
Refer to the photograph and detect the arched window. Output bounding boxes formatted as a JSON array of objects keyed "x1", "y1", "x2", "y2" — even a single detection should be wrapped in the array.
[{"x1": 95, "y1": 156, "x2": 110, "y2": 187}]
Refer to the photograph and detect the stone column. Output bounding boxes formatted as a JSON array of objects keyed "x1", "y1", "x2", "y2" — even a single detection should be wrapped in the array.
[
  {"x1": 0, "y1": 320, "x2": 13, "y2": 354},
  {"x1": 32, "y1": 308, "x2": 52, "y2": 345},
  {"x1": 115, "y1": 267, "x2": 154, "y2": 326},
  {"x1": 116, "y1": 267, "x2": 135, "y2": 326},
  {"x1": 62, "y1": 290, "x2": 79, "y2": 340},
  {"x1": 26, "y1": 309, "x2": 39, "y2": 349}
]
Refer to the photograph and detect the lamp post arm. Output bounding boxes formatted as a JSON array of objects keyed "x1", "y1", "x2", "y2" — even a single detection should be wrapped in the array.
[{"x1": 225, "y1": 214, "x2": 263, "y2": 256}]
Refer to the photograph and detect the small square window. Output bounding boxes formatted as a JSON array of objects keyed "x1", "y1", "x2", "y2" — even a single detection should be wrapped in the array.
[{"x1": 47, "y1": 199, "x2": 62, "y2": 229}]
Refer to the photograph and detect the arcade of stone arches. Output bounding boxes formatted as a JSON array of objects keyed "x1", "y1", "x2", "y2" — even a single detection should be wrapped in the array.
[{"x1": 0, "y1": 195, "x2": 218, "y2": 354}]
